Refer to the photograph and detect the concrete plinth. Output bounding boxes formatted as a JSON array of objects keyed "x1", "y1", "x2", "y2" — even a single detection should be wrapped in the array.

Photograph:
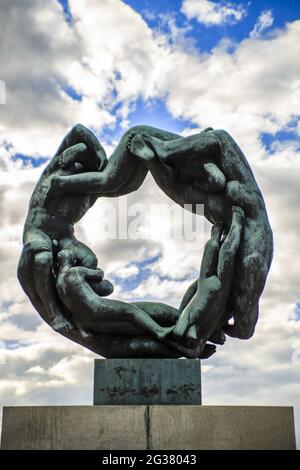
[
  {"x1": 1, "y1": 405, "x2": 296, "y2": 450},
  {"x1": 1, "y1": 405, "x2": 147, "y2": 450},
  {"x1": 148, "y1": 406, "x2": 296, "y2": 450},
  {"x1": 94, "y1": 358, "x2": 201, "y2": 405}
]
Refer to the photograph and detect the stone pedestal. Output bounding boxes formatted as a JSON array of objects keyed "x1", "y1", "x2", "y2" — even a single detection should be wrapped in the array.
[
  {"x1": 0, "y1": 359, "x2": 296, "y2": 449},
  {"x1": 1, "y1": 405, "x2": 296, "y2": 450},
  {"x1": 94, "y1": 358, "x2": 201, "y2": 405}
]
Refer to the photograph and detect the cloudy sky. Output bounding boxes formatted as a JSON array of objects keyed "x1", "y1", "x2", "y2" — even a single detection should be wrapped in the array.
[{"x1": 0, "y1": 0, "x2": 300, "y2": 447}]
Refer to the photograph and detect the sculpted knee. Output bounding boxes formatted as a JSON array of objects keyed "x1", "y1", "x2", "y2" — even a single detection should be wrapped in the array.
[
  {"x1": 34, "y1": 251, "x2": 53, "y2": 269},
  {"x1": 214, "y1": 129, "x2": 230, "y2": 143},
  {"x1": 123, "y1": 307, "x2": 136, "y2": 321},
  {"x1": 81, "y1": 254, "x2": 98, "y2": 269},
  {"x1": 23, "y1": 240, "x2": 36, "y2": 256},
  {"x1": 236, "y1": 323, "x2": 256, "y2": 340},
  {"x1": 226, "y1": 316, "x2": 256, "y2": 340},
  {"x1": 23, "y1": 239, "x2": 50, "y2": 256},
  {"x1": 127, "y1": 125, "x2": 147, "y2": 135},
  {"x1": 71, "y1": 123, "x2": 87, "y2": 138}
]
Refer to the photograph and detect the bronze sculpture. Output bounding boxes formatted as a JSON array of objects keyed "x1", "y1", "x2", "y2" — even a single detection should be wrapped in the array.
[{"x1": 18, "y1": 124, "x2": 273, "y2": 359}]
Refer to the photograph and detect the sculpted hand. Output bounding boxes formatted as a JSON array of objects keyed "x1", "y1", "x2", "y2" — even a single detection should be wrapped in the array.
[
  {"x1": 59, "y1": 143, "x2": 88, "y2": 169},
  {"x1": 129, "y1": 133, "x2": 156, "y2": 161}
]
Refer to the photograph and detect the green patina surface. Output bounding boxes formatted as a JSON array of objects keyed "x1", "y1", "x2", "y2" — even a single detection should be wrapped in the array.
[{"x1": 18, "y1": 124, "x2": 273, "y2": 359}]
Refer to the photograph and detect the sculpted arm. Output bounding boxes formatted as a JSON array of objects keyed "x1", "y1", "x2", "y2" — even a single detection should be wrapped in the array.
[{"x1": 44, "y1": 125, "x2": 182, "y2": 202}]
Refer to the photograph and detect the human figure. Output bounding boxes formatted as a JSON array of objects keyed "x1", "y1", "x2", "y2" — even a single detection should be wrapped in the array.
[
  {"x1": 19, "y1": 123, "x2": 218, "y2": 358},
  {"x1": 129, "y1": 129, "x2": 273, "y2": 340},
  {"x1": 42, "y1": 124, "x2": 273, "y2": 340},
  {"x1": 56, "y1": 249, "x2": 174, "y2": 341},
  {"x1": 44, "y1": 125, "x2": 225, "y2": 204},
  {"x1": 18, "y1": 124, "x2": 112, "y2": 334},
  {"x1": 56, "y1": 249, "x2": 217, "y2": 358},
  {"x1": 172, "y1": 206, "x2": 244, "y2": 355},
  {"x1": 43, "y1": 124, "x2": 229, "y2": 343}
]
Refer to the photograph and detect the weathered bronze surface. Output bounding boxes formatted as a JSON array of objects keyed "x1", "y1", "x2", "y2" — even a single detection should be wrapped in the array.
[{"x1": 18, "y1": 124, "x2": 273, "y2": 358}]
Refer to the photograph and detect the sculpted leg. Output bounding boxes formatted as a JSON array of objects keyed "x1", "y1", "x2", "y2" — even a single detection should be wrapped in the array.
[
  {"x1": 19, "y1": 247, "x2": 207, "y2": 358},
  {"x1": 196, "y1": 209, "x2": 243, "y2": 344},
  {"x1": 130, "y1": 133, "x2": 225, "y2": 205},
  {"x1": 55, "y1": 123, "x2": 108, "y2": 171},
  {"x1": 174, "y1": 207, "x2": 244, "y2": 348},
  {"x1": 33, "y1": 250, "x2": 74, "y2": 333},
  {"x1": 17, "y1": 233, "x2": 72, "y2": 332},
  {"x1": 194, "y1": 163, "x2": 226, "y2": 192},
  {"x1": 226, "y1": 180, "x2": 258, "y2": 214},
  {"x1": 140, "y1": 130, "x2": 221, "y2": 163},
  {"x1": 200, "y1": 224, "x2": 223, "y2": 278},
  {"x1": 58, "y1": 266, "x2": 174, "y2": 340},
  {"x1": 217, "y1": 206, "x2": 244, "y2": 285},
  {"x1": 86, "y1": 332, "x2": 216, "y2": 359},
  {"x1": 59, "y1": 142, "x2": 89, "y2": 169},
  {"x1": 45, "y1": 125, "x2": 181, "y2": 203},
  {"x1": 178, "y1": 280, "x2": 198, "y2": 313},
  {"x1": 17, "y1": 244, "x2": 47, "y2": 318},
  {"x1": 223, "y1": 253, "x2": 268, "y2": 339},
  {"x1": 174, "y1": 225, "x2": 222, "y2": 343},
  {"x1": 130, "y1": 133, "x2": 156, "y2": 161},
  {"x1": 172, "y1": 225, "x2": 223, "y2": 341}
]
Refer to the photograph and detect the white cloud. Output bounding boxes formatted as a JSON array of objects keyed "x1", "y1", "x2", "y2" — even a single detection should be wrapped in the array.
[
  {"x1": 0, "y1": 80, "x2": 5, "y2": 105},
  {"x1": 181, "y1": 0, "x2": 247, "y2": 26},
  {"x1": 159, "y1": 20, "x2": 300, "y2": 161},
  {"x1": 114, "y1": 264, "x2": 139, "y2": 279},
  {"x1": 250, "y1": 10, "x2": 274, "y2": 39},
  {"x1": 0, "y1": 0, "x2": 167, "y2": 157}
]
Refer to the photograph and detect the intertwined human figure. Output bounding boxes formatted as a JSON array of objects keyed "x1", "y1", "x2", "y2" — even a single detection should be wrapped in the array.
[{"x1": 18, "y1": 123, "x2": 273, "y2": 358}]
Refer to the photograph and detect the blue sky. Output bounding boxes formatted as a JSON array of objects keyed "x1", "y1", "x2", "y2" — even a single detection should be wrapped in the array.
[
  {"x1": 57, "y1": 0, "x2": 300, "y2": 55},
  {"x1": 57, "y1": 0, "x2": 300, "y2": 152},
  {"x1": 125, "y1": 0, "x2": 300, "y2": 40}
]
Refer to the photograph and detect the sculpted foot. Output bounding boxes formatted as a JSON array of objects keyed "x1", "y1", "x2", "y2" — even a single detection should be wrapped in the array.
[
  {"x1": 172, "y1": 322, "x2": 188, "y2": 340},
  {"x1": 51, "y1": 316, "x2": 74, "y2": 334},
  {"x1": 74, "y1": 320, "x2": 92, "y2": 339},
  {"x1": 186, "y1": 325, "x2": 198, "y2": 343},
  {"x1": 157, "y1": 325, "x2": 174, "y2": 340},
  {"x1": 223, "y1": 321, "x2": 254, "y2": 340},
  {"x1": 186, "y1": 321, "x2": 226, "y2": 348},
  {"x1": 222, "y1": 324, "x2": 240, "y2": 338},
  {"x1": 59, "y1": 143, "x2": 88, "y2": 169},
  {"x1": 183, "y1": 341, "x2": 216, "y2": 359},
  {"x1": 200, "y1": 343, "x2": 216, "y2": 359},
  {"x1": 130, "y1": 134, "x2": 155, "y2": 161},
  {"x1": 126, "y1": 131, "x2": 137, "y2": 152},
  {"x1": 209, "y1": 329, "x2": 226, "y2": 345},
  {"x1": 144, "y1": 134, "x2": 169, "y2": 161},
  {"x1": 165, "y1": 338, "x2": 203, "y2": 359}
]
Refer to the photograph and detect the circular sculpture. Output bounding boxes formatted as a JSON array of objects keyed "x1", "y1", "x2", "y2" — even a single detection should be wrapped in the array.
[{"x1": 17, "y1": 124, "x2": 273, "y2": 359}]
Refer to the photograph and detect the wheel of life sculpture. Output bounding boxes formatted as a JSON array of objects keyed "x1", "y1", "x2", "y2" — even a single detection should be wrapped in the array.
[{"x1": 17, "y1": 124, "x2": 273, "y2": 359}]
